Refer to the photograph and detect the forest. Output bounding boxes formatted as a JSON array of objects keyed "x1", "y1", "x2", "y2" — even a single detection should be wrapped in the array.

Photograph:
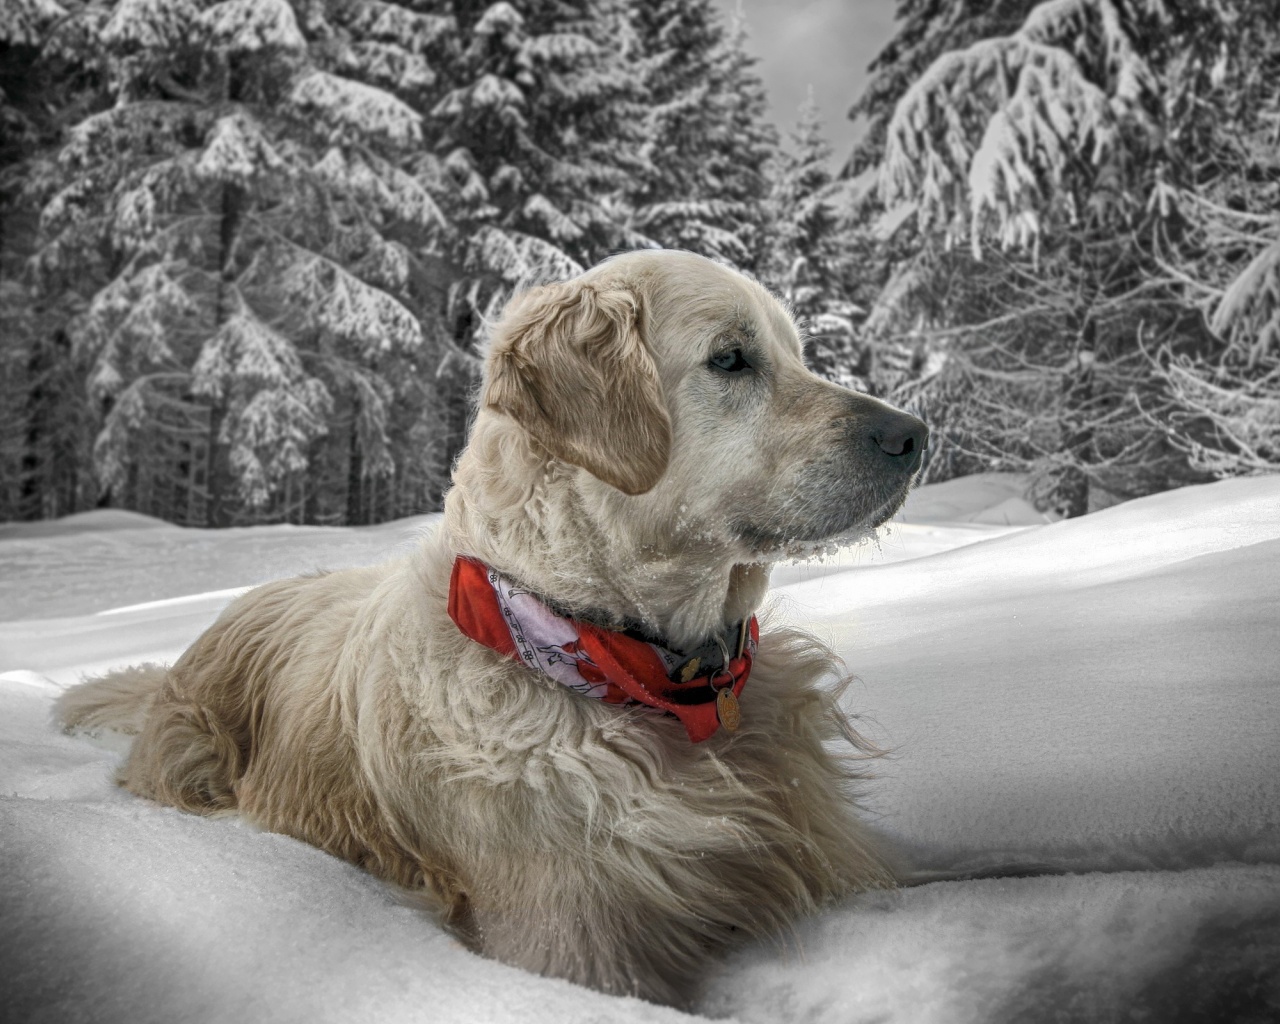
[{"x1": 1, "y1": 0, "x2": 1276, "y2": 527}]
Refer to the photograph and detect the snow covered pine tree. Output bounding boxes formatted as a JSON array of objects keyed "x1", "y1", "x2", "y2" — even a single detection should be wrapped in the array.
[
  {"x1": 427, "y1": 0, "x2": 644, "y2": 359},
  {"x1": 763, "y1": 90, "x2": 868, "y2": 391},
  {"x1": 0, "y1": 0, "x2": 99, "y2": 520},
  {"x1": 627, "y1": 0, "x2": 777, "y2": 271},
  {"x1": 32, "y1": 0, "x2": 441, "y2": 524}
]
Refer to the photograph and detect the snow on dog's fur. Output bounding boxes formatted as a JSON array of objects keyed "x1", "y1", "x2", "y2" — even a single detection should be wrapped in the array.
[{"x1": 57, "y1": 250, "x2": 928, "y2": 1006}]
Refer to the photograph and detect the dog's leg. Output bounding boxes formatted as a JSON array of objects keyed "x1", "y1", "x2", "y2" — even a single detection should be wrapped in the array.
[
  {"x1": 464, "y1": 850, "x2": 714, "y2": 1006},
  {"x1": 468, "y1": 837, "x2": 851, "y2": 1007},
  {"x1": 115, "y1": 679, "x2": 246, "y2": 813},
  {"x1": 56, "y1": 654, "x2": 245, "y2": 814},
  {"x1": 100, "y1": 585, "x2": 292, "y2": 815}
]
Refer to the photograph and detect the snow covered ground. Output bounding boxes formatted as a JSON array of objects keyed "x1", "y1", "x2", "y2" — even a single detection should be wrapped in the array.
[{"x1": 2, "y1": 473, "x2": 1278, "y2": 1023}]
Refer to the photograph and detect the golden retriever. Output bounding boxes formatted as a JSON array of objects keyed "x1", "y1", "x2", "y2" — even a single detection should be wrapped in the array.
[{"x1": 57, "y1": 249, "x2": 928, "y2": 1006}]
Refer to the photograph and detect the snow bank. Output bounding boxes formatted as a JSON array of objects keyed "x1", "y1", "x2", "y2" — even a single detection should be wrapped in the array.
[
  {"x1": 772, "y1": 476, "x2": 1280, "y2": 879},
  {"x1": 894, "y1": 471, "x2": 1053, "y2": 526},
  {"x1": 0, "y1": 507, "x2": 176, "y2": 540},
  {"x1": 0, "y1": 513, "x2": 437, "y2": 621},
  {"x1": 706, "y1": 863, "x2": 1280, "y2": 1024},
  {"x1": 2, "y1": 474, "x2": 1279, "y2": 1023},
  {"x1": 2, "y1": 674, "x2": 683, "y2": 1024}
]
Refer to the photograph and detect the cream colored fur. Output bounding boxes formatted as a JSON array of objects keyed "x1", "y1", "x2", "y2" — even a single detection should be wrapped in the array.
[{"x1": 57, "y1": 250, "x2": 925, "y2": 1007}]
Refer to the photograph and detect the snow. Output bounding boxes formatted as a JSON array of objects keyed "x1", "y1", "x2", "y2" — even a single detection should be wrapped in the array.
[
  {"x1": 879, "y1": 0, "x2": 1150, "y2": 256},
  {"x1": 101, "y1": 0, "x2": 196, "y2": 52},
  {"x1": 289, "y1": 71, "x2": 424, "y2": 148},
  {"x1": 199, "y1": 0, "x2": 306, "y2": 55},
  {"x1": 1212, "y1": 237, "x2": 1280, "y2": 358},
  {"x1": 195, "y1": 114, "x2": 288, "y2": 186},
  {"x1": 286, "y1": 255, "x2": 423, "y2": 355},
  {"x1": 3, "y1": 473, "x2": 1279, "y2": 1022},
  {"x1": 0, "y1": 0, "x2": 67, "y2": 47}
]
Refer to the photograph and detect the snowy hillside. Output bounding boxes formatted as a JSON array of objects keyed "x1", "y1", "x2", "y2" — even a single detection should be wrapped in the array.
[{"x1": 2, "y1": 474, "x2": 1279, "y2": 1024}]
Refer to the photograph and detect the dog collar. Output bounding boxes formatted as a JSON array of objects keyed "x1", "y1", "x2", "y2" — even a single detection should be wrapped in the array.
[{"x1": 447, "y1": 556, "x2": 758, "y2": 742}]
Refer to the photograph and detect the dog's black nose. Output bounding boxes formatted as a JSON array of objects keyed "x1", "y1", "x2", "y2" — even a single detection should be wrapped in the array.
[{"x1": 871, "y1": 409, "x2": 928, "y2": 468}]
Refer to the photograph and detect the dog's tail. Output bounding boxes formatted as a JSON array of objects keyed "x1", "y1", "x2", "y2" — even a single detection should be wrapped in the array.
[{"x1": 54, "y1": 663, "x2": 168, "y2": 736}]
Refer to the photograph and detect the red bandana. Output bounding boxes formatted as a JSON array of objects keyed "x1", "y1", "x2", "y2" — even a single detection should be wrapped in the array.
[{"x1": 447, "y1": 556, "x2": 758, "y2": 743}]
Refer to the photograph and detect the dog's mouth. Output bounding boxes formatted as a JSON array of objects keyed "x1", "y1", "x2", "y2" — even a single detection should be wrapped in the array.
[
  {"x1": 866, "y1": 484, "x2": 915, "y2": 531},
  {"x1": 731, "y1": 480, "x2": 914, "y2": 560}
]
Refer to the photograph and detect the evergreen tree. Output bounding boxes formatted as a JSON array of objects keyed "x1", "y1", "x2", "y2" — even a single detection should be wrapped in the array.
[
  {"x1": 693, "y1": 10, "x2": 778, "y2": 272},
  {"x1": 1136, "y1": 0, "x2": 1280, "y2": 479},
  {"x1": 30, "y1": 0, "x2": 441, "y2": 525},
  {"x1": 763, "y1": 90, "x2": 868, "y2": 390},
  {"x1": 427, "y1": 0, "x2": 646, "y2": 360},
  {"x1": 1, "y1": 0, "x2": 101, "y2": 521},
  {"x1": 877, "y1": 0, "x2": 1165, "y2": 256},
  {"x1": 846, "y1": 0, "x2": 1043, "y2": 179},
  {"x1": 628, "y1": 0, "x2": 776, "y2": 270},
  {"x1": 845, "y1": 0, "x2": 1278, "y2": 513},
  {"x1": 302, "y1": 0, "x2": 458, "y2": 523}
]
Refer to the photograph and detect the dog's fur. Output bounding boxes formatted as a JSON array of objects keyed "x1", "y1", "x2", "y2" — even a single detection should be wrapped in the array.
[{"x1": 57, "y1": 250, "x2": 927, "y2": 1006}]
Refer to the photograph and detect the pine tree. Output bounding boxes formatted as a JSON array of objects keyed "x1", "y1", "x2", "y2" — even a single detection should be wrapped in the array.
[
  {"x1": 427, "y1": 0, "x2": 646, "y2": 360},
  {"x1": 1, "y1": 0, "x2": 101, "y2": 521},
  {"x1": 30, "y1": 0, "x2": 441, "y2": 525},
  {"x1": 845, "y1": 0, "x2": 1277, "y2": 513},
  {"x1": 298, "y1": 0, "x2": 458, "y2": 523},
  {"x1": 763, "y1": 91, "x2": 868, "y2": 390},
  {"x1": 877, "y1": 0, "x2": 1166, "y2": 257},
  {"x1": 627, "y1": 0, "x2": 777, "y2": 270},
  {"x1": 846, "y1": 0, "x2": 1044, "y2": 180},
  {"x1": 1135, "y1": 0, "x2": 1280, "y2": 479}
]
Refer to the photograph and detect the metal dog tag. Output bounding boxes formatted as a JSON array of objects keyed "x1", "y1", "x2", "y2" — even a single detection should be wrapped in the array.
[{"x1": 716, "y1": 687, "x2": 741, "y2": 732}]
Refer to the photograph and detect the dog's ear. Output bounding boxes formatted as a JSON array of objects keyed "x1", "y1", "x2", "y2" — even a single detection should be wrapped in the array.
[{"x1": 483, "y1": 279, "x2": 672, "y2": 495}]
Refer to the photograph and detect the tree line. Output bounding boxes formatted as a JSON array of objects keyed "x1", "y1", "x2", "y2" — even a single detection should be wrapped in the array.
[{"x1": 1, "y1": 0, "x2": 1276, "y2": 527}]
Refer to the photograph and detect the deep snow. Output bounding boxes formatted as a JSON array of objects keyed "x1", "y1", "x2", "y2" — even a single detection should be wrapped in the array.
[{"x1": 2, "y1": 473, "x2": 1278, "y2": 1023}]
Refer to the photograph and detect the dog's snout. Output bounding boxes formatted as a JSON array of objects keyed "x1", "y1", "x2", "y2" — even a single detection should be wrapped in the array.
[{"x1": 871, "y1": 410, "x2": 928, "y2": 468}]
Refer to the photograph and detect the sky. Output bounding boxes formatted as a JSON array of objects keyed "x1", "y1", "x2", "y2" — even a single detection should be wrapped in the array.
[{"x1": 714, "y1": 0, "x2": 901, "y2": 162}]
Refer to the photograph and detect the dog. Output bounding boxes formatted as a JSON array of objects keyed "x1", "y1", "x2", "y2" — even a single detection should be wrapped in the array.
[{"x1": 57, "y1": 249, "x2": 928, "y2": 1006}]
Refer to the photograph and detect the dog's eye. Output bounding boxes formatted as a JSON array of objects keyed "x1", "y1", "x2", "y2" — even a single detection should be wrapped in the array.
[{"x1": 708, "y1": 349, "x2": 751, "y2": 374}]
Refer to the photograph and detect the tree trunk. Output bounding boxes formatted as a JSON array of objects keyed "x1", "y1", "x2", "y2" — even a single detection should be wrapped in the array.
[
  {"x1": 206, "y1": 183, "x2": 246, "y2": 527},
  {"x1": 19, "y1": 337, "x2": 51, "y2": 520},
  {"x1": 346, "y1": 415, "x2": 363, "y2": 526},
  {"x1": 205, "y1": 404, "x2": 233, "y2": 527},
  {"x1": 1057, "y1": 316, "x2": 1096, "y2": 519}
]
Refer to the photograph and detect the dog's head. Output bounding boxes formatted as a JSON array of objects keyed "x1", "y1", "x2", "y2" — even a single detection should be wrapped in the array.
[{"x1": 478, "y1": 250, "x2": 927, "y2": 560}]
